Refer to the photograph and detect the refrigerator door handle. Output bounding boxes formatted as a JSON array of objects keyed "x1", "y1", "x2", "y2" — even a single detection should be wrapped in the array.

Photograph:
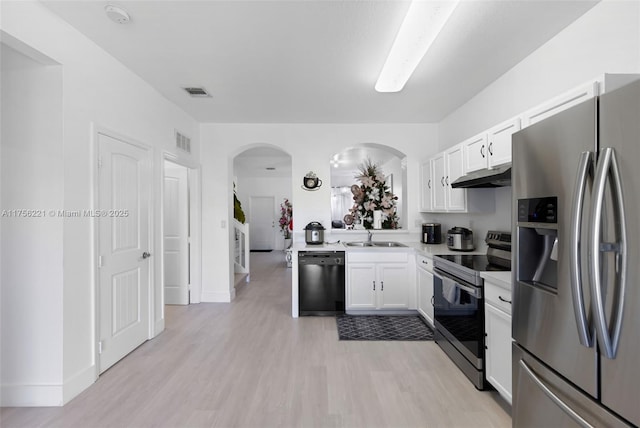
[
  {"x1": 590, "y1": 147, "x2": 627, "y2": 359},
  {"x1": 569, "y1": 151, "x2": 594, "y2": 347},
  {"x1": 519, "y1": 360, "x2": 595, "y2": 428}
]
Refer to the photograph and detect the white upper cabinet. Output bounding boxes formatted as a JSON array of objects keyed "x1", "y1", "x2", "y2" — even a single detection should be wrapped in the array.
[
  {"x1": 427, "y1": 144, "x2": 466, "y2": 212},
  {"x1": 463, "y1": 117, "x2": 520, "y2": 174},
  {"x1": 463, "y1": 133, "x2": 488, "y2": 173},
  {"x1": 522, "y1": 81, "x2": 598, "y2": 127},
  {"x1": 419, "y1": 160, "x2": 432, "y2": 212},
  {"x1": 487, "y1": 117, "x2": 521, "y2": 168},
  {"x1": 445, "y1": 144, "x2": 466, "y2": 211},
  {"x1": 523, "y1": 75, "x2": 640, "y2": 128},
  {"x1": 430, "y1": 152, "x2": 447, "y2": 212}
]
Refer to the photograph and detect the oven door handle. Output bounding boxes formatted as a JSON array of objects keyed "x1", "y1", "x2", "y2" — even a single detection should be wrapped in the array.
[{"x1": 434, "y1": 268, "x2": 482, "y2": 298}]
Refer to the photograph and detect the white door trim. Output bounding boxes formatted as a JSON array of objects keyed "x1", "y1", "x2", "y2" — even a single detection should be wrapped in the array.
[
  {"x1": 91, "y1": 124, "x2": 154, "y2": 379},
  {"x1": 161, "y1": 152, "x2": 202, "y2": 305}
]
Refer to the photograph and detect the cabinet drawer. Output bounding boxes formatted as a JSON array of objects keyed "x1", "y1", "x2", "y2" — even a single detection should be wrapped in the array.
[
  {"x1": 416, "y1": 254, "x2": 433, "y2": 273},
  {"x1": 347, "y1": 251, "x2": 408, "y2": 263},
  {"x1": 485, "y1": 282, "x2": 512, "y2": 315}
]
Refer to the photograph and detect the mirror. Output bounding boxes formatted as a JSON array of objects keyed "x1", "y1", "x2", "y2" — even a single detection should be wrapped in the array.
[{"x1": 330, "y1": 144, "x2": 406, "y2": 229}]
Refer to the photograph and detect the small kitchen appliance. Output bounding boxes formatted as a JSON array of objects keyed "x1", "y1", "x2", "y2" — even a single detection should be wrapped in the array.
[
  {"x1": 304, "y1": 221, "x2": 325, "y2": 245},
  {"x1": 446, "y1": 227, "x2": 474, "y2": 251},
  {"x1": 422, "y1": 223, "x2": 442, "y2": 244}
]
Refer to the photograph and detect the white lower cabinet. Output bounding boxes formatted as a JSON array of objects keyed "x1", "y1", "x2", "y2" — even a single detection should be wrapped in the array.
[
  {"x1": 347, "y1": 252, "x2": 411, "y2": 311},
  {"x1": 484, "y1": 280, "x2": 513, "y2": 405},
  {"x1": 416, "y1": 254, "x2": 434, "y2": 327}
]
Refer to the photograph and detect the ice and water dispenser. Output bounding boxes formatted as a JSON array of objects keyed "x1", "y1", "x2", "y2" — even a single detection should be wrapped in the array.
[{"x1": 517, "y1": 197, "x2": 559, "y2": 293}]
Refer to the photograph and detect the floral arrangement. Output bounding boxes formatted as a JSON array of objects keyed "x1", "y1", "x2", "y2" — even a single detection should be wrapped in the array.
[
  {"x1": 233, "y1": 183, "x2": 246, "y2": 224},
  {"x1": 279, "y1": 198, "x2": 293, "y2": 238},
  {"x1": 345, "y1": 158, "x2": 398, "y2": 229}
]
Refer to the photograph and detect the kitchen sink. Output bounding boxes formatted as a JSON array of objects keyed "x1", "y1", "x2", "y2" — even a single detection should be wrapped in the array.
[
  {"x1": 344, "y1": 241, "x2": 406, "y2": 248},
  {"x1": 344, "y1": 241, "x2": 374, "y2": 247},
  {"x1": 372, "y1": 241, "x2": 407, "y2": 247}
]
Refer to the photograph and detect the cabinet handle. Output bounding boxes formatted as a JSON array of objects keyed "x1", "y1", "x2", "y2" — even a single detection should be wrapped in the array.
[
  {"x1": 441, "y1": 177, "x2": 445, "y2": 186},
  {"x1": 421, "y1": 260, "x2": 429, "y2": 265},
  {"x1": 480, "y1": 144, "x2": 485, "y2": 158},
  {"x1": 431, "y1": 296, "x2": 434, "y2": 305},
  {"x1": 381, "y1": 281, "x2": 384, "y2": 291},
  {"x1": 498, "y1": 295, "x2": 512, "y2": 304},
  {"x1": 373, "y1": 280, "x2": 375, "y2": 291},
  {"x1": 428, "y1": 179, "x2": 431, "y2": 189},
  {"x1": 488, "y1": 142, "x2": 493, "y2": 156},
  {"x1": 445, "y1": 176, "x2": 449, "y2": 186}
]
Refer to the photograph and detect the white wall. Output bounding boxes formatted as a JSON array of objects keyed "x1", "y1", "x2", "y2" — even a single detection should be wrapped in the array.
[
  {"x1": 1, "y1": 43, "x2": 64, "y2": 405},
  {"x1": 200, "y1": 123, "x2": 438, "y2": 302},
  {"x1": 235, "y1": 176, "x2": 292, "y2": 250},
  {"x1": 0, "y1": 1, "x2": 199, "y2": 406},
  {"x1": 434, "y1": 0, "x2": 640, "y2": 244},
  {"x1": 439, "y1": 0, "x2": 640, "y2": 148}
]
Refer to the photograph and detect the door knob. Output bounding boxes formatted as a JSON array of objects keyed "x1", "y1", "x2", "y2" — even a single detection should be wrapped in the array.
[{"x1": 142, "y1": 251, "x2": 151, "y2": 259}]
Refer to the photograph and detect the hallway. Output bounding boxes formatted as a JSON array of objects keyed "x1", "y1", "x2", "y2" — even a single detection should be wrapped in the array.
[{"x1": 1, "y1": 251, "x2": 510, "y2": 428}]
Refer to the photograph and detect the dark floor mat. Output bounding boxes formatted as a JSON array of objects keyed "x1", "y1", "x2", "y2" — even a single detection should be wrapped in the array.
[{"x1": 336, "y1": 315, "x2": 434, "y2": 341}]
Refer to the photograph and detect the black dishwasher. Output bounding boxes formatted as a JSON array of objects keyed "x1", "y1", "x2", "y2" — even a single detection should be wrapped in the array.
[{"x1": 298, "y1": 251, "x2": 345, "y2": 316}]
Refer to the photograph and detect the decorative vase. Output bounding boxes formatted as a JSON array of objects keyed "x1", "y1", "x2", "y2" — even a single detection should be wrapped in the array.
[{"x1": 284, "y1": 238, "x2": 293, "y2": 249}]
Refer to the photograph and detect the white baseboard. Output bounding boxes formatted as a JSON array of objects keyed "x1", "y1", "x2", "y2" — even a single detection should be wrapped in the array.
[
  {"x1": 153, "y1": 318, "x2": 165, "y2": 338},
  {"x1": 1, "y1": 383, "x2": 64, "y2": 407},
  {"x1": 1, "y1": 364, "x2": 97, "y2": 407},
  {"x1": 63, "y1": 364, "x2": 97, "y2": 404}
]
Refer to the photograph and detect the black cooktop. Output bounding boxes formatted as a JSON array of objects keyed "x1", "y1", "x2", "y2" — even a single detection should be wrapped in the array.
[{"x1": 437, "y1": 254, "x2": 510, "y2": 272}]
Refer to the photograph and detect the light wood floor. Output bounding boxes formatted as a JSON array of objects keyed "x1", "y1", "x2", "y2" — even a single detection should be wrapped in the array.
[{"x1": 1, "y1": 251, "x2": 511, "y2": 428}]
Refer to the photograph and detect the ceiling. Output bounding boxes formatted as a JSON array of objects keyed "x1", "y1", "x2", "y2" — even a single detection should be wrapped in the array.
[{"x1": 41, "y1": 0, "x2": 599, "y2": 124}]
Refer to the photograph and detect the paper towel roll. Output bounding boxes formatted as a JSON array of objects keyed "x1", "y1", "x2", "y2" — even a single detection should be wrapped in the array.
[{"x1": 373, "y1": 210, "x2": 382, "y2": 229}]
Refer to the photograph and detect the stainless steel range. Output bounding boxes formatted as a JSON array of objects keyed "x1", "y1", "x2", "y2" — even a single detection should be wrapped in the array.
[{"x1": 432, "y1": 231, "x2": 511, "y2": 390}]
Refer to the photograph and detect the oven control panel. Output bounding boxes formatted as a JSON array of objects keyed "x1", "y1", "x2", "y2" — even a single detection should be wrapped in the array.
[{"x1": 485, "y1": 230, "x2": 512, "y2": 251}]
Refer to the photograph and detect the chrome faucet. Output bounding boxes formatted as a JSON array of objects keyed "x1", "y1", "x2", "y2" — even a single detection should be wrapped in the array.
[{"x1": 367, "y1": 230, "x2": 373, "y2": 243}]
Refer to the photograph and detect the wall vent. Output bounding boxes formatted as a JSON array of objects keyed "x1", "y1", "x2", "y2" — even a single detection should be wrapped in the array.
[
  {"x1": 183, "y1": 87, "x2": 211, "y2": 97},
  {"x1": 175, "y1": 131, "x2": 191, "y2": 153}
]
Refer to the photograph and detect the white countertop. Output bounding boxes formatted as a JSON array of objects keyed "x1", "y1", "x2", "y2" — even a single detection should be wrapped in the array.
[
  {"x1": 292, "y1": 241, "x2": 485, "y2": 255},
  {"x1": 409, "y1": 242, "x2": 484, "y2": 257},
  {"x1": 480, "y1": 271, "x2": 512, "y2": 289}
]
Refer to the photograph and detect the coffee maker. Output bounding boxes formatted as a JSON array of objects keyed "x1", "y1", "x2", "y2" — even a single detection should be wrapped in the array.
[{"x1": 422, "y1": 223, "x2": 442, "y2": 244}]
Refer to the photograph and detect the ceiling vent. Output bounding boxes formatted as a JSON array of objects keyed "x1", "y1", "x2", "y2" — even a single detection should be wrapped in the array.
[
  {"x1": 183, "y1": 87, "x2": 211, "y2": 97},
  {"x1": 175, "y1": 131, "x2": 191, "y2": 154}
]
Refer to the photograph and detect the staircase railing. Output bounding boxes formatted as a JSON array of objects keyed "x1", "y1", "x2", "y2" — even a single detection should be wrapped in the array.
[{"x1": 233, "y1": 219, "x2": 250, "y2": 276}]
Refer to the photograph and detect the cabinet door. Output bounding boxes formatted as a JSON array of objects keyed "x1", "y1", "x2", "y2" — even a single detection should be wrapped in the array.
[
  {"x1": 378, "y1": 264, "x2": 410, "y2": 309},
  {"x1": 445, "y1": 145, "x2": 467, "y2": 212},
  {"x1": 431, "y1": 154, "x2": 446, "y2": 211},
  {"x1": 419, "y1": 160, "x2": 432, "y2": 212},
  {"x1": 347, "y1": 263, "x2": 377, "y2": 309},
  {"x1": 522, "y1": 81, "x2": 598, "y2": 127},
  {"x1": 417, "y1": 267, "x2": 434, "y2": 327},
  {"x1": 488, "y1": 117, "x2": 520, "y2": 168},
  {"x1": 485, "y1": 303, "x2": 513, "y2": 404},
  {"x1": 463, "y1": 133, "x2": 488, "y2": 173}
]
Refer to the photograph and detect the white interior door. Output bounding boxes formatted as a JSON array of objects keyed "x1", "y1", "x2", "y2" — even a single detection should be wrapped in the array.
[
  {"x1": 163, "y1": 161, "x2": 189, "y2": 305},
  {"x1": 249, "y1": 196, "x2": 274, "y2": 250},
  {"x1": 98, "y1": 133, "x2": 151, "y2": 373}
]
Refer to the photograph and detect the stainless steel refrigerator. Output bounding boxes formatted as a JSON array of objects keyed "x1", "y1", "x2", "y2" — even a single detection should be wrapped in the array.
[{"x1": 512, "y1": 79, "x2": 640, "y2": 427}]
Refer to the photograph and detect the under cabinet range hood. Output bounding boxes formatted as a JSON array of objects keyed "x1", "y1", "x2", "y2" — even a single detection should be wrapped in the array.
[{"x1": 450, "y1": 164, "x2": 511, "y2": 188}]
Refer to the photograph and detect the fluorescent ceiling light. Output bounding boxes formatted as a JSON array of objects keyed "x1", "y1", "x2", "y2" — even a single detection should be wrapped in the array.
[{"x1": 375, "y1": 0, "x2": 459, "y2": 93}]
